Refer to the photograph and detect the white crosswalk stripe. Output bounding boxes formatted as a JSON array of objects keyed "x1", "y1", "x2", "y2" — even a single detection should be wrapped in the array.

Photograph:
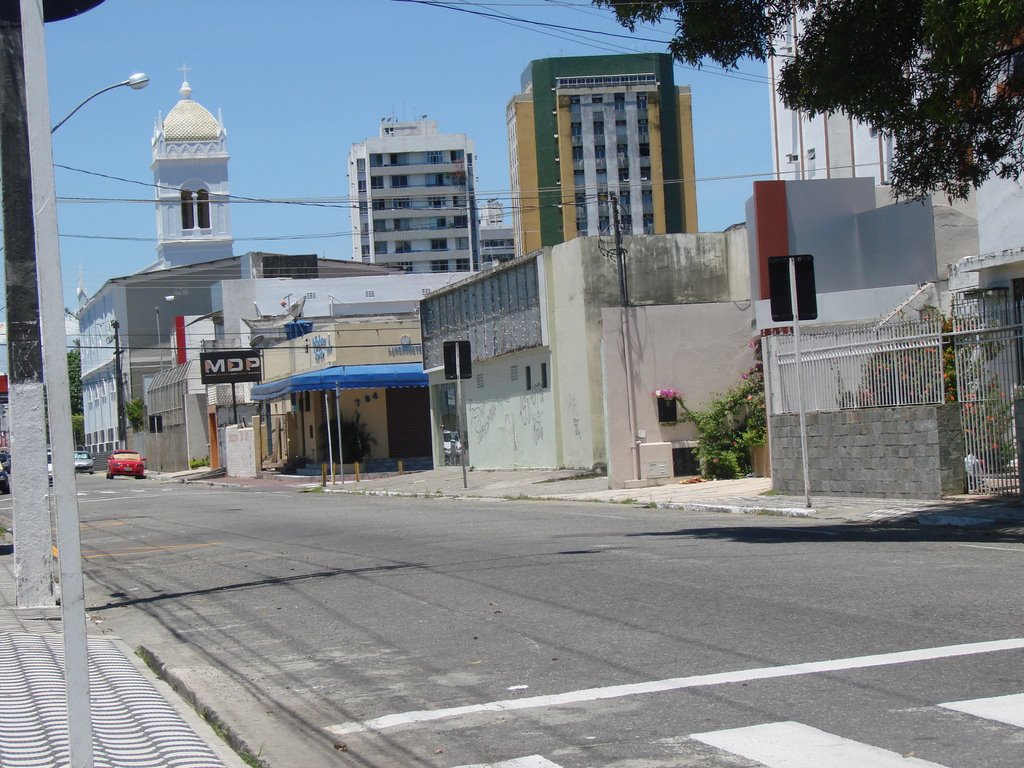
[
  {"x1": 453, "y1": 757, "x2": 562, "y2": 768},
  {"x1": 691, "y1": 721, "x2": 949, "y2": 767},
  {"x1": 939, "y1": 692, "x2": 1024, "y2": 728}
]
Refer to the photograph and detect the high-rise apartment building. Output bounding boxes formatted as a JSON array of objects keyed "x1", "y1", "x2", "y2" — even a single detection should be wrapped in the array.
[
  {"x1": 507, "y1": 54, "x2": 698, "y2": 258},
  {"x1": 349, "y1": 118, "x2": 480, "y2": 273},
  {"x1": 769, "y1": 12, "x2": 893, "y2": 184},
  {"x1": 479, "y1": 199, "x2": 516, "y2": 266}
]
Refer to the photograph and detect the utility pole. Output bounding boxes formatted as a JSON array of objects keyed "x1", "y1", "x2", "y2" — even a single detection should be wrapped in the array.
[
  {"x1": 0, "y1": 0, "x2": 54, "y2": 608},
  {"x1": 610, "y1": 194, "x2": 640, "y2": 481},
  {"x1": 111, "y1": 319, "x2": 126, "y2": 446}
]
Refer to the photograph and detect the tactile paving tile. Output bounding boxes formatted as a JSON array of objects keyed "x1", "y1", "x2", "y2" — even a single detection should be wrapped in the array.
[{"x1": 0, "y1": 632, "x2": 224, "y2": 768}]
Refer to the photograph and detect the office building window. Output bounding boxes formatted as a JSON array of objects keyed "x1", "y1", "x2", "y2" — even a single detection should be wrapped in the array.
[
  {"x1": 456, "y1": 259, "x2": 471, "y2": 271},
  {"x1": 375, "y1": 241, "x2": 388, "y2": 255},
  {"x1": 431, "y1": 238, "x2": 448, "y2": 250},
  {"x1": 391, "y1": 175, "x2": 408, "y2": 188},
  {"x1": 431, "y1": 259, "x2": 448, "y2": 272},
  {"x1": 370, "y1": 176, "x2": 384, "y2": 189}
]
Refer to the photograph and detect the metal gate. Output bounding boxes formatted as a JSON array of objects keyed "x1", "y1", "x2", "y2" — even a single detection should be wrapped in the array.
[{"x1": 952, "y1": 294, "x2": 1024, "y2": 495}]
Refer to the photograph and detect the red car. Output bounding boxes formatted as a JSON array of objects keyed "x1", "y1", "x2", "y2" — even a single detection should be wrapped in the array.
[{"x1": 106, "y1": 450, "x2": 146, "y2": 479}]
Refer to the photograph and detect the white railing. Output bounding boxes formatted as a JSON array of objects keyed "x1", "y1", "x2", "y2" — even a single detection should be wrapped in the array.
[{"x1": 765, "y1": 318, "x2": 945, "y2": 416}]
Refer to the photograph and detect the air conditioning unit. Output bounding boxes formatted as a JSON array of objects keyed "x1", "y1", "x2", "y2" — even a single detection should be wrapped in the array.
[{"x1": 786, "y1": 153, "x2": 799, "y2": 163}]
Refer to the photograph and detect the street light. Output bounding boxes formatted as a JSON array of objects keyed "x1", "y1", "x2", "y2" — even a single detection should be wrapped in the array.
[{"x1": 51, "y1": 72, "x2": 149, "y2": 134}]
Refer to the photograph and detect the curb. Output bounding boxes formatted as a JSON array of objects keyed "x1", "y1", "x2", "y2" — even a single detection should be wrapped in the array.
[
  {"x1": 654, "y1": 501, "x2": 816, "y2": 518},
  {"x1": 136, "y1": 644, "x2": 268, "y2": 768}
]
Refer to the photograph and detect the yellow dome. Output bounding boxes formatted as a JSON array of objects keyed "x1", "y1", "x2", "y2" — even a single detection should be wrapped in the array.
[{"x1": 162, "y1": 81, "x2": 220, "y2": 141}]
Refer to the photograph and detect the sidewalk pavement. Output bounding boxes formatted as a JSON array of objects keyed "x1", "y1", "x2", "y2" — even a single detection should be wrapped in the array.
[
  {"x1": 191, "y1": 466, "x2": 1024, "y2": 533},
  {"x1": 0, "y1": 539, "x2": 246, "y2": 767}
]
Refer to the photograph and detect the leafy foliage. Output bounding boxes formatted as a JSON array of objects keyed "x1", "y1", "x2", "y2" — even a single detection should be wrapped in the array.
[
  {"x1": 593, "y1": 1, "x2": 1024, "y2": 200},
  {"x1": 71, "y1": 414, "x2": 84, "y2": 448},
  {"x1": 678, "y1": 338, "x2": 767, "y2": 479},
  {"x1": 126, "y1": 399, "x2": 145, "y2": 432},
  {"x1": 67, "y1": 349, "x2": 83, "y2": 415},
  {"x1": 320, "y1": 411, "x2": 377, "y2": 464}
]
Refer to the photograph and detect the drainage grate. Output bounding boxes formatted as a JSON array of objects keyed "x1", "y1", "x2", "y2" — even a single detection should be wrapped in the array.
[{"x1": 0, "y1": 632, "x2": 224, "y2": 767}]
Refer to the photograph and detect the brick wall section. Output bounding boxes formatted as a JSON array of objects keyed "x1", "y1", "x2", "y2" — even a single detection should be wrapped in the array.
[{"x1": 769, "y1": 404, "x2": 964, "y2": 499}]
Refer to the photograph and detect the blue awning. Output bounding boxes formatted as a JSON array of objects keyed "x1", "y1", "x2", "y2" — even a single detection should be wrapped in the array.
[{"x1": 251, "y1": 363, "x2": 427, "y2": 401}]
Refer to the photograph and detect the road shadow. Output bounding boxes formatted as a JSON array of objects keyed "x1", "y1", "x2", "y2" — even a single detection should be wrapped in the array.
[
  {"x1": 87, "y1": 560, "x2": 423, "y2": 612},
  {"x1": 626, "y1": 518, "x2": 1024, "y2": 545}
]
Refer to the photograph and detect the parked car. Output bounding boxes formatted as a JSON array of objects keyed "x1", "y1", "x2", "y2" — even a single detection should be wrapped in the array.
[
  {"x1": 0, "y1": 467, "x2": 9, "y2": 494},
  {"x1": 0, "y1": 450, "x2": 10, "y2": 474},
  {"x1": 106, "y1": 450, "x2": 146, "y2": 479},
  {"x1": 74, "y1": 451, "x2": 95, "y2": 474}
]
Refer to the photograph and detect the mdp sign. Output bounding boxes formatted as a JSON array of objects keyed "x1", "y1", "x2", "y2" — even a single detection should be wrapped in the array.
[{"x1": 199, "y1": 350, "x2": 262, "y2": 385}]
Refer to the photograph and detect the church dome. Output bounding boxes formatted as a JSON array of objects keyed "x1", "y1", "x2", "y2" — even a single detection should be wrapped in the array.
[{"x1": 162, "y1": 80, "x2": 221, "y2": 141}]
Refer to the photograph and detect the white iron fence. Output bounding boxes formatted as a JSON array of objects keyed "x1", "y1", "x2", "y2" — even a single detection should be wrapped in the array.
[
  {"x1": 764, "y1": 318, "x2": 946, "y2": 416},
  {"x1": 764, "y1": 299, "x2": 1024, "y2": 496}
]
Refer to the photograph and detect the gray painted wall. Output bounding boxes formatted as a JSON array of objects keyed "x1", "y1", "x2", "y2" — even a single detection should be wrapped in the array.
[{"x1": 770, "y1": 404, "x2": 964, "y2": 499}]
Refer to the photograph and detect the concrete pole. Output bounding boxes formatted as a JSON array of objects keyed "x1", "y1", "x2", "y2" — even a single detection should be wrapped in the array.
[
  {"x1": 20, "y1": 1, "x2": 95, "y2": 763},
  {"x1": 0, "y1": 1, "x2": 54, "y2": 608}
]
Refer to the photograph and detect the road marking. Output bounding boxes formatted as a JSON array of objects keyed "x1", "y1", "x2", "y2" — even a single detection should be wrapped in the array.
[
  {"x1": 939, "y1": 692, "x2": 1024, "y2": 728},
  {"x1": 324, "y1": 637, "x2": 1024, "y2": 735},
  {"x1": 83, "y1": 542, "x2": 220, "y2": 559},
  {"x1": 453, "y1": 757, "x2": 562, "y2": 768},
  {"x1": 957, "y1": 544, "x2": 1024, "y2": 553},
  {"x1": 691, "y1": 721, "x2": 947, "y2": 767}
]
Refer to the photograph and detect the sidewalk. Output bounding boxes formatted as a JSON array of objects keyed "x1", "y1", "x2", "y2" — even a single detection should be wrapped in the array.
[
  {"x1": 0, "y1": 539, "x2": 246, "y2": 768},
  {"x1": 192, "y1": 466, "x2": 1024, "y2": 533}
]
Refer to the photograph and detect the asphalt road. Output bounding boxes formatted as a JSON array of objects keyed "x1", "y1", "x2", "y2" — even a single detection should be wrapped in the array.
[{"x1": 58, "y1": 475, "x2": 1024, "y2": 767}]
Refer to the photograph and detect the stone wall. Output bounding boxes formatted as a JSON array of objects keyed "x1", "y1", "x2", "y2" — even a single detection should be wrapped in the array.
[{"x1": 770, "y1": 404, "x2": 963, "y2": 499}]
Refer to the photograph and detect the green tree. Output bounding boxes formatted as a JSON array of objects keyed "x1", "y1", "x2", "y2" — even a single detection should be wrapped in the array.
[
  {"x1": 126, "y1": 399, "x2": 145, "y2": 432},
  {"x1": 593, "y1": 1, "x2": 1024, "y2": 200},
  {"x1": 67, "y1": 349, "x2": 83, "y2": 415},
  {"x1": 71, "y1": 414, "x2": 85, "y2": 448}
]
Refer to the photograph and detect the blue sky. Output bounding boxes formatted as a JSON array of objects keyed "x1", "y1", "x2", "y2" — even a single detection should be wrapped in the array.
[{"x1": 36, "y1": 0, "x2": 772, "y2": 312}]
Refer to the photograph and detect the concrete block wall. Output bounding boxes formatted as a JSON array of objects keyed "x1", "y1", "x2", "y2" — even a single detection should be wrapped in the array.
[{"x1": 769, "y1": 404, "x2": 964, "y2": 499}]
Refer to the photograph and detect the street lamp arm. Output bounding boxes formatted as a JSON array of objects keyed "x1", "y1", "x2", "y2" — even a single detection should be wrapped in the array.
[{"x1": 51, "y1": 73, "x2": 149, "y2": 134}]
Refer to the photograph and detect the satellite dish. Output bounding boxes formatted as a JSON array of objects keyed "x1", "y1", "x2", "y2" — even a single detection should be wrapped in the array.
[
  {"x1": 250, "y1": 335, "x2": 266, "y2": 348},
  {"x1": 287, "y1": 295, "x2": 307, "y2": 319}
]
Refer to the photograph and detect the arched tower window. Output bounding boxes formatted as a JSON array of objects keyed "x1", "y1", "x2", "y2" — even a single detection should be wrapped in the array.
[
  {"x1": 180, "y1": 187, "x2": 212, "y2": 230},
  {"x1": 180, "y1": 189, "x2": 195, "y2": 229},
  {"x1": 196, "y1": 189, "x2": 211, "y2": 229}
]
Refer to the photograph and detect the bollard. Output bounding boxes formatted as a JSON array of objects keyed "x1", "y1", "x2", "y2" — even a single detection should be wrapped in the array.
[
  {"x1": 321, "y1": 464, "x2": 327, "y2": 487},
  {"x1": 354, "y1": 462, "x2": 360, "y2": 482},
  {"x1": 398, "y1": 460, "x2": 404, "y2": 475}
]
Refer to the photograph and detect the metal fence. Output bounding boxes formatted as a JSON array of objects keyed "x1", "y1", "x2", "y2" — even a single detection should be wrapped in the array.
[
  {"x1": 764, "y1": 296, "x2": 1024, "y2": 496},
  {"x1": 764, "y1": 318, "x2": 946, "y2": 416},
  {"x1": 950, "y1": 296, "x2": 1024, "y2": 494}
]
